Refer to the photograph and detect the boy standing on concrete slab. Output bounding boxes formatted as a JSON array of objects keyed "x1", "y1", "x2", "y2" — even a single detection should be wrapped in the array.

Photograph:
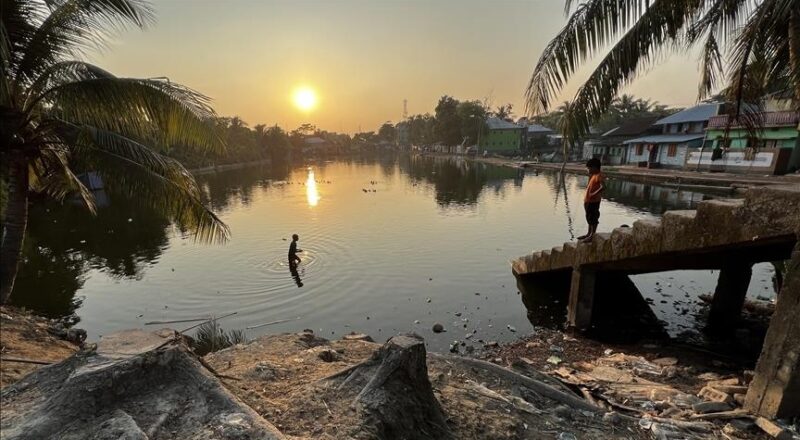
[{"x1": 578, "y1": 158, "x2": 604, "y2": 243}]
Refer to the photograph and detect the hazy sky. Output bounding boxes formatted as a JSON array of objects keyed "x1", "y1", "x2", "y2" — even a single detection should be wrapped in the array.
[{"x1": 89, "y1": 0, "x2": 704, "y2": 134}]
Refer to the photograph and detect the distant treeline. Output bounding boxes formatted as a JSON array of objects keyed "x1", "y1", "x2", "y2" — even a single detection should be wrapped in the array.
[
  {"x1": 168, "y1": 117, "x2": 407, "y2": 169},
  {"x1": 170, "y1": 94, "x2": 679, "y2": 168},
  {"x1": 395, "y1": 93, "x2": 679, "y2": 147}
]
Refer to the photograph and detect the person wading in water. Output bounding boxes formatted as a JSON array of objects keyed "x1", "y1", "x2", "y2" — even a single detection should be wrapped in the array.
[{"x1": 288, "y1": 234, "x2": 302, "y2": 267}]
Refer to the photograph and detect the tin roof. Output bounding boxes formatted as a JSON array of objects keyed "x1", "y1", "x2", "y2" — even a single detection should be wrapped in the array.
[
  {"x1": 486, "y1": 117, "x2": 522, "y2": 130},
  {"x1": 623, "y1": 134, "x2": 704, "y2": 144},
  {"x1": 655, "y1": 103, "x2": 721, "y2": 125},
  {"x1": 526, "y1": 123, "x2": 554, "y2": 134}
]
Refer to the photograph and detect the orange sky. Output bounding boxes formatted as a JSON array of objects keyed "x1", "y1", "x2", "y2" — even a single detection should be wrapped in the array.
[{"x1": 88, "y1": 0, "x2": 705, "y2": 134}]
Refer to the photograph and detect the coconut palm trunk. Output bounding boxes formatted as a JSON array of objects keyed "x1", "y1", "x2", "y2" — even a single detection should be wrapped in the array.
[
  {"x1": 0, "y1": 154, "x2": 29, "y2": 304},
  {"x1": 1, "y1": 0, "x2": 230, "y2": 305}
]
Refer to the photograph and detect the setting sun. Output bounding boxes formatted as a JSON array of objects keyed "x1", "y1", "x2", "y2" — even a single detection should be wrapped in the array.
[{"x1": 293, "y1": 87, "x2": 317, "y2": 112}]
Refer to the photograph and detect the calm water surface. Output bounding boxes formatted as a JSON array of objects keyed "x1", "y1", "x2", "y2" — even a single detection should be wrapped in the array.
[{"x1": 15, "y1": 155, "x2": 777, "y2": 351}]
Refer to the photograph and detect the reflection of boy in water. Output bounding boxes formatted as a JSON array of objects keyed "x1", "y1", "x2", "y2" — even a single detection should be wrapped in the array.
[
  {"x1": 288, "y1": 234, "x2": 302, "y2": 266},
  {"x1": 289, "y1": 261, "x2": 304, "y2": 288}
]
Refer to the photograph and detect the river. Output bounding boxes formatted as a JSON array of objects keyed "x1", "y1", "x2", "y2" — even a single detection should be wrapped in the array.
[{"x1": 13, "y1": 154, "x2": 778, "y2": 351}]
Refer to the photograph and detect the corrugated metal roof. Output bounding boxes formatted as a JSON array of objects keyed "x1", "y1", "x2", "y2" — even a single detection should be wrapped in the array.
[
  {"x1": 486, "y1": 117, "x2": 522, "y2": 130},
  {"x1": 623, "y1": 134, "x2": 704, "y2": 144},
  {"x1": 304, "y1": 136, "x2": 327, "y2": 144},
  {"x1": 527, "y1": 123, "x2": 554, "y2": 133},
  {"x1": 655, "y1": 103, "x2": 721, "y2": 125}
]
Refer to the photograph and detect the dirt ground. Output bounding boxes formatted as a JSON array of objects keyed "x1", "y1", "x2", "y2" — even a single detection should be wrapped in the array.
[
  {"x1": 205, "y1": 331, "x2": 694, "y2": 439},
  {"x1": 484, "y1": 327, "x2": 750, "y2": 397},
  {"x1": 0, "y1": 306, "x2": 78, "y2": 388}
]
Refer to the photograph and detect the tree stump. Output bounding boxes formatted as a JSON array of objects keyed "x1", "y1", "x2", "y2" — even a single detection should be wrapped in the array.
[{"x1": 334, "y1": 333, "x2": 451, "y2": 439}]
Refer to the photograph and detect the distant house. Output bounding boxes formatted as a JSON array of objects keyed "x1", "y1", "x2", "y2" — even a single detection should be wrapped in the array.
[
  {"x1": 583, "y1": 116, "x2": 661, "y2": 165},
  {"x1": 302, "y1": 136, "x2": 331, "y2": 154},
  {"x1": 524, "y1": 124, "x2": 555, "y2": 154},
  {"x1": 624, "y1": 103, "x2": 722, "y2": 168},
  {"x1": 690, "y1": 110, "x2": 800, "y2": 175},
  {"x1": 479, "y1": 117, "x2": 524, "y2": 153}
]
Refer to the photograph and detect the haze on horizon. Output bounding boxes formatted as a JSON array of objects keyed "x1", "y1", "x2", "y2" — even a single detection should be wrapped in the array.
[{"x1": 90, "y1": 0, "x2": 705, "y2": 134}]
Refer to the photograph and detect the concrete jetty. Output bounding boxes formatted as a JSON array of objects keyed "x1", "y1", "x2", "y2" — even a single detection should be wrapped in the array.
[{"x1": 512, "y1": 185, "x2": 800, "y2": 418}]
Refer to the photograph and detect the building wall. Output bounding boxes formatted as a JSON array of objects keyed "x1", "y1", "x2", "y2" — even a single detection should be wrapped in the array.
[
  {"x1": 685, "y1": 147, "x2": 794, "y2": 175},
  {"x1": 656, "y1": 144, "x2": 689, "y2": 168},
  {"x1": 706, "y1": 126, "x2": 799, "y2": 150},
  {"x1": 480, "y1": 129, "x2": 522, "y2": 152},
  {"x1": 626, "y1": 144, "x2": 651, "y2": 163}
]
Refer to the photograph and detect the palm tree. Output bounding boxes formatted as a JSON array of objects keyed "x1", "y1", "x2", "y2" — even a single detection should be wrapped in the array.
[
  {"x1": 0, "y1": 0, "x2": 229, "y2": 304},
  {"x1": 526, "y1": 0, "x2": 799, "y2": 136}
]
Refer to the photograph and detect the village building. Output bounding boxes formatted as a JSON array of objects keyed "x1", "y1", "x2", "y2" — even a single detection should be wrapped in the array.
[
  {"x1": 302, "y1": 136, "x2": 333, "y2": 155},
  {"x1": 623, "y1": 103, "x2": 722, "y2": 168},
  {"x1": 479, "y1": 117, "x2": 524, "y2": 154},
  {"x1": 582, "y1": 116, "x2": 661, "y2": 165},
  {"x1": 688, "y1": 110, "x2": 800, "y2": 175},
  {"x1": 523, "y1": 123, "x2": 555, "y2": 155}
]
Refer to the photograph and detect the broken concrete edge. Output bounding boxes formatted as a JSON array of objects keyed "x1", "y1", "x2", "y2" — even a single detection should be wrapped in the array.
[{"x1": 511, "y1": 185, "x2": 800, "y2": 275}]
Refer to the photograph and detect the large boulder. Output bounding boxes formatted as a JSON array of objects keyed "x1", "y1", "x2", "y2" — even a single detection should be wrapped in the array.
[{"x1": 0, "y1": 330, "x2": 284, "y2": 440}]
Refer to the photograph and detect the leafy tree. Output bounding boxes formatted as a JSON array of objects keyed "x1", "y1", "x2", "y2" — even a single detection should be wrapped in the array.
[
  {"x1": 494, "y1": 104, "x2": 514, "y2": 121},
  {"x1": 0, "y1": 0, "x2": 228, "y2": 304},
  {"x1": 378, "y1": 122, "x2": 397, "y2": 142},
  {"x1": 526, "y1": 0, "x2": 799, "y2": 138},
  {"x1": 406, "y1": 114, "x2": 436, "y2": 146},
  {"x1": 293, "y1": 123, "x2": 318, "y2": 137},
  {"x1": 434, "y1": 95, "x2": 462, "y2": 146},
  {"x1": 456, "y1": 101, "x2": 488, "y2": 145},
  {"x1": 256, "y1": 124, "x2": 292, "y2": 161}
]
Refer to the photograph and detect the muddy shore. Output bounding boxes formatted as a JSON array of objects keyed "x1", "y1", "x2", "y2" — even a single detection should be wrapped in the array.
[{"x1": 2, "y1": 306, "x2": 792, "y2": 439}]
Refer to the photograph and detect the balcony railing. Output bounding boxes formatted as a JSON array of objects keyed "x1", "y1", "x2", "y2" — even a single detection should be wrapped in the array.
[{"x1": 708, "y1": 111, "x2": 800, "y2": 129}]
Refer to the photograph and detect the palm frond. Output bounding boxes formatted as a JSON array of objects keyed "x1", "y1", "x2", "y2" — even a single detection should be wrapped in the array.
[
  {"x1": 561, "y1": 0, "x2": 701, "y2": 136},
  {"x1": 726, "y1": 0, "x2": 788, "y2": 113},
  {"x1": 526, "y1": 0, "x2": 657, "y2": 115},
  {"x1": 192, "y1": 320, "x2": 247, "y2": 355},
  {"x1": 14, "y1": 0, "x2": 154, "y2": 82},
  {"x1": 27, "y1": 145, "x2": 97, "y2": 213},
  {"x1": 788, "y1": 5, "x2": 800, "y2": 107},
  {"x1": 688, "y1": 0, "x2": 749, "y2": 100},
  {"x1": 24, "y1": 60, "x2": 113, "y2": 106},
  {"x1": 698, "y1": 32, "x2": 723, "y2": 99},
  {"x1": 35, "y1": 77, "x2": 224, "y2": 153},
  {"x1": 67, "y1": 124, "x2": 229, "y2": 244}
]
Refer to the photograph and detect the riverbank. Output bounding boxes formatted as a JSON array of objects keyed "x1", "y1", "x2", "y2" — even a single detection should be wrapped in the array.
[
  {"x1": 0, "y1": 307, "x2": 81, "y2": 387},
  {"x1": 189, "y1": 159, "x2": 272, "y2": 175},
  {"x1": 1, "y1": 318, "x2": 791, "y2": 439},
  {"x1": 422, "y1": 153, "x2": 800, "y2": 190}
]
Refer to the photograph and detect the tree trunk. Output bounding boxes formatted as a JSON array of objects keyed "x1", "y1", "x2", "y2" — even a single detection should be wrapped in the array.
[{"x1": 0, "y1": 153, "x2": 29, "y2": 305}]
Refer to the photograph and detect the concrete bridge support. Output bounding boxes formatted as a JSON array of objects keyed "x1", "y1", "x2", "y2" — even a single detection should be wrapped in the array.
[
  {"x1": 708, "y1": 263, "x2": 753, "y2": 329},
  {"x1": 746, "y1": 243, "x2": 800, "y2": 418},
  {"x1": 567, "y1": 267, "x2": 595, "y2": 330}
]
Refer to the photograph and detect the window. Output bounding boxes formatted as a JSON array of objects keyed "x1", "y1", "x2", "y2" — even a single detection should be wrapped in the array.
[
  {"x1": 667, "y1": 144, "x2": 677, "y2": 157},
  {"x1": 762, "y1": 139, "x2": 778, "y2": 149},
  {"x1": 635, "y1": 144, "x2": 644, "y2": 155}
]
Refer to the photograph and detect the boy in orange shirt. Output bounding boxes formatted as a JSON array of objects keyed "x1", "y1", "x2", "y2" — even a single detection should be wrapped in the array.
[{"x1": 578, "y1": 158, "x2": 604, "y2": 243}]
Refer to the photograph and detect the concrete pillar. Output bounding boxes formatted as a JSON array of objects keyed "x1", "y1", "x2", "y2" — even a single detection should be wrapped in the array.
[
  {"x1": 746, "y1": 243, "x2": 800, "y2": 418},
  {"x1": 567, "y1": 266, "x2": 596, "y2": 330},
  {"x1": 708, "y1": 263, "x2": 753, "y2": 329}
]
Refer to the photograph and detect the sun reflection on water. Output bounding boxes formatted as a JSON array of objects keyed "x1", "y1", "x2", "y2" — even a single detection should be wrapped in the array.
[{"x1": 306, "y1": 168, "x2": 320, "y2": 207}]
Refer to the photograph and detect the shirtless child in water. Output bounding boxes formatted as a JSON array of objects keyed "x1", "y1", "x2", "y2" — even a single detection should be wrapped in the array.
[{"x1": 288, "y1": 234, "x2": 302, "y2": 266}]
